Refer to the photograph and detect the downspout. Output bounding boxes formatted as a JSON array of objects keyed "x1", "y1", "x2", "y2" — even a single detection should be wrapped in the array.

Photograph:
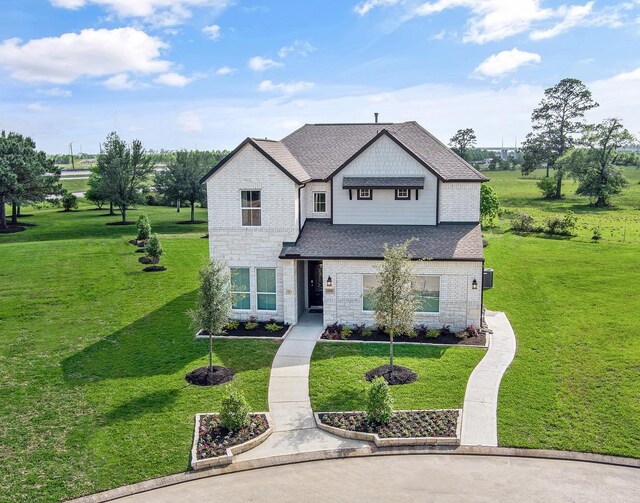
[
  {"x1": 480, "y1": 260, "x2": 485, "y2": 328},
  {"x1": 298, "y1": 182, "x2": 307, "y2": 231}
]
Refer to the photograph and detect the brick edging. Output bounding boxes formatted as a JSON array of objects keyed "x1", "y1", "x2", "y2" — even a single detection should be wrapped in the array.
[{"x1": 66, "y1": 445, "x2": 640, "y2": 503}]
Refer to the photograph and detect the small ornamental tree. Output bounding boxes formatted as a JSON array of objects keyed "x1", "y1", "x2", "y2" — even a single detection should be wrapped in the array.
[
  {"x1": 367, "y1": 376, "x2": 394, "y2": 425},
  {"x1": 136, "y1": 214, "x2": 151, "y2": 241},
  {"x1": 220, "y1": 388, "x2": 250, "y2": 431},
  {"x1": 144, "y1": 234, "x2": 163, "y2": 261},
  {"x1": 480, "y1": 184, "x2": 500, "y2": 227},
  {"x1": 372, "y1": 240, "x2": 420, "y2": 372},
  {"x1": 189, "y1": 260, "x2": 232, "y2": 374}
]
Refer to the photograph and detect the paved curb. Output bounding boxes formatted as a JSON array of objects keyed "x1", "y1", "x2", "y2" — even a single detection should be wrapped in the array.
[{"x1": 67, "y1": 446, "x2": 640, "y2": 503}]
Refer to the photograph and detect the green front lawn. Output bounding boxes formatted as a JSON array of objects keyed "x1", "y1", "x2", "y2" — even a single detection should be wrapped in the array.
[
  {"x1": 60, "y1": 177, "x2": 90, "y2": 193},
  {"x1": 0, "y1": 204, "x2": 279, "y2": 502},
  {"x1": 309, "y1": 343, "x2": 484, "y2": 412}
]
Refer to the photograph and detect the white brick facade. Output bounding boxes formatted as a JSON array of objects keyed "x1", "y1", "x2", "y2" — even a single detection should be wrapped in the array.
[
  {"x1": 322, "y1": 259, "x2": 483, "y2": 331},
  {"x1": 439, "y1": 182, "x2": 481, "y2": 223}
]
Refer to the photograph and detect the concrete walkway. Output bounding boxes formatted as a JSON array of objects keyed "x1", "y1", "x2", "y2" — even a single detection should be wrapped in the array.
[
  {"x1": 235, "y1": 313, "x2": 368, "y2": 461},
  {"x1": 118, "y1": 454, "x2": 640, "y2": 502},
  {"x1": 461, "y1": 310, "x2": 517, "y2": 446}
]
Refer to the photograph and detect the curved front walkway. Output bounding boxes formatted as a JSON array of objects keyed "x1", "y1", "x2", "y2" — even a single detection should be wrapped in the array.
[
  {"x1": 118, "y1": 454, "x2": 640, "y2": 502},
  {"x1": 461, "y1": 310, "x2": 517, "y2": 446},
  {"x1": 235, "y1": 313, "x2": 368, "y2": 461}
]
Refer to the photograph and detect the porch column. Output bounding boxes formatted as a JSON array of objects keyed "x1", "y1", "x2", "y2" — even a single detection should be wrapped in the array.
[{"x1": 282, "y1": 259, "x2": 298, "y2": 325}]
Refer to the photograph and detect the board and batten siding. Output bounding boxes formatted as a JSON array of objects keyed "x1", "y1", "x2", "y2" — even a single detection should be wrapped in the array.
[
  {"x1": 205, "y1": 143, "x2": 300, "y2": 322},
  {"x1": 332, "y1": 135, "x2": 437, "y2": 225},
  {"x1": 438, "y1": 181, "x2": 481, "y2": 222}
]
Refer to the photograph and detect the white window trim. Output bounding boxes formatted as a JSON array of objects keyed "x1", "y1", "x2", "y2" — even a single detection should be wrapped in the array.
[
  {"x1": 313, "y1": 191, "x2": 327, "y2": 214},
  {"x1": 396, "y1": 188, "x2": 410, "y2": 200},
  {"x1": 230, "y1": 267, "x2": 251, "y2": 311},
  {"x1": 413, "y1": 275, "x2": 441, "y2": 315},
  {"x1": 357, "y1": 188, "x2": 372, "y2": 200},
  {"x1": 256, "y1": 267, "x2": 278, "y2": 312},
  {"x1": 240, "y1": 189, "x2": 262, "y2": 227}
]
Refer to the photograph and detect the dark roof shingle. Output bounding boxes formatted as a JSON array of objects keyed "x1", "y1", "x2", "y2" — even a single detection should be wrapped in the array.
[
  {"x1": 342, "y1": 176, "x2": 425, "y2": 189},
  {"x1": 280, "y1": 220, "x2": 484, "y2": 261}
]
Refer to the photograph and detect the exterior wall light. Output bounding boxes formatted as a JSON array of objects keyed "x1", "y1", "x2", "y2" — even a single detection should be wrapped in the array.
[
  {"x1": 326, "y1": 276, "x2": 333, "y2": 288},
  {"x1": 472, "y1": 279, "x2": 478, "y2": 290}
]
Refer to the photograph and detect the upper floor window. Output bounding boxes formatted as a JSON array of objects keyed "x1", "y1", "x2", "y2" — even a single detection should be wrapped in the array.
[
  {"x1": 241, "y1": 190, "x2": 261, "y2": 226},
  {"x1": 313, "y1": 192, "x2": 327, "y2": 213},
  {"x1": 357, "y1": 188, "x2": 372, "y2": 200},
  {"x1": 395, "y1": 188, "x2": 410, "y2": 200}
]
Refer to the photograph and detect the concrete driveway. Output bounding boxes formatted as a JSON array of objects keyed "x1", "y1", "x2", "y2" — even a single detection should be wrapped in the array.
[{"x1": 117, "y1": 454, "x2": 639, "y2": 502}]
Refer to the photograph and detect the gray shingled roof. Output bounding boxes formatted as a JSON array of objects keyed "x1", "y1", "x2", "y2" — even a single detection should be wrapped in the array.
[
  {"x1": 252, "y1": 138, "x2": 311, "y2": 183},
  {"x1": 342, "y1": 176, "x2": 425, "y2": 189},
  {"x1": 280, "y1": 220, "x2": 484, "y2": 261},
  {"x1": 281, "y1": 121, "x2": 488, "y2": 182}
]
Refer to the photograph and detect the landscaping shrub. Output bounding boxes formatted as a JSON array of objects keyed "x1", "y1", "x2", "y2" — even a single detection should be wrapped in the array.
[
  {"x1": 340, "y1": 325, "x2": 353, "y2": 339},
  {"x1": 244, "y1": 316, "x2": 258, "y2": 330},
  {"x1": 537, "y1": 176, "x2": 557, "y2": 199},
  {"x1": 225, "y1": 319, "x2": 240, "y2": 330},
  {"x1": 439, "y1": 325, "x2": 452, "y2": 337},
  {"x1": 545, "y1": 211, "x2": 577, "y2": 236},
  {"x1": 510, "y1": 211, "x2": 539, "y2": 233},
  {"x1": 465, "y1": 325, "x2": 481, "y2": 338},
  {"x1": 353, "y1": 323, "x2": 367, "y2": 337},
  {"x1": 265, "y1": 322, "x2": 283, "y2": 332},
  {"x1": 367, "y1": 376, "x2": 394, "y2": 425},
  {"x1": 592, "y1": 227, "x2": 602, "y2": 241},
  {"x1": 405, "y1": 328, "x2": 418, "y2": 338},
  {"x1": 325, "y1": 322, "x2": 344, "y2": 339},
  {"x1": 136, "y1": 214, "x2": 151, "y2": 240},
  {"x1": 220, "y1": 388, "x2": 250, "y2": 431},
  {"x1": 426, "y1": 329, "x2": 440, "y2": 339},
  {"x1": 144, "y1": 234, "x2": 163, "y2": 260},
  {"x1": 414, "y1": 324, "x2": 429, "y2": 338},
  {"x1": 62, "y1": 193, "x2": 78, "y2": 212}
]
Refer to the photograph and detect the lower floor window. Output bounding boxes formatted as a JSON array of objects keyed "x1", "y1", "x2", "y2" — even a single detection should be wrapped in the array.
[
  {"x1": 362, "y1": 274, "x2": 379, "y2": 311},
  {"x1": 231, "y1": 267, "x2": 250, "y2": 309},
  {"x1": 412, "y1": 276, "x2": 440, "y2": 313},
  {"x1": 257, "y1": 268, "x2": 277, "y2": 311}
]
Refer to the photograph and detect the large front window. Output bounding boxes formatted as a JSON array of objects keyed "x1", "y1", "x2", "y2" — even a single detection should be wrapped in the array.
[
  {"x1": 230, "y1": 268, "x2": 250, "y2": 309},
  {"x1": 256, "y1": 268, "x2": 277, "y2": 311},
  {"x1": 362, "y1": 274, "x2": 379, "y2": 311},
  {"x1": 413, "y1": 276, "x2": 440, "y2": 313},
  {"x1": 241, "y1": 190, "x2": 261, "y2": 226}
]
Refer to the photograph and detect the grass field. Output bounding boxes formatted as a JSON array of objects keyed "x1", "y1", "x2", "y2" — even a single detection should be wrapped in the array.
[
  {"x1": 60, "y1": 178, "x2": 90, "y2": 193},
  {"x1": 0, "y1": 204, "x2": 279, "y2": 502},
  {"x1": 310, "y1": 343, "x2": 484, "y2": 412},
  {"x1": 484, "y1": 166, "x2": 640, "y2": 458}
]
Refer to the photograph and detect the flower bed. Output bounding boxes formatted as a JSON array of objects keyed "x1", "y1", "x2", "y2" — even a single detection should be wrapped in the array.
[
  {"x1": 191, "y1": 413, "x2": 272, "y2": 469},
  {"x1": 316, "y1": 409, "x2": 461, "y2": 446},
  {"x1": 321, "y1": 323, "x2": 485, "y2": 346},
  {"x1": 197, "y1": 319, "x2": 290, "y2": 339}
]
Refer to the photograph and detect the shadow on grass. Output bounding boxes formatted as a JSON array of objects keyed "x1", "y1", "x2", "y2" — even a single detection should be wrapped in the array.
[
  {"x1": 61, "y1": 291, "x2": 271, "y2": 382},
  {"x1": 99, "y1": 389, "x2": 182, "y2": 425}
]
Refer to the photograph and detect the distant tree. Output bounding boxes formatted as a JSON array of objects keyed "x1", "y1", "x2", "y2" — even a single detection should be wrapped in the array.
[
  {"x1": 154, "y1": 150, "x2": 213, "y2": 222},
  {"x1": 372, "y1": 240, "x2": 419, "y2": 372},
  {"x1": 144, "y1": 234, "x2": 164, "y2": 261},
  {"x1": 480, "y1": 184, "x2": 500, "y2": 227},
  {"x1": 98, "y1": 132, "x2": 154, "y2": 223},
  {"x1": 136, "y1": 214, "x2": 151, "y2": 241},
  {"x1": 449, "y1": 128, "x2": 477, "y2": 161},
  {"x1": 189, "y1": 260, "x2": 232, "y2": 374},
  {"x1": 536, "y1": 176, "x2": 557, "y2": 199},
  {"x1": 61, "y1": 192, "x2": 78, "y2": 212},
  {"x1": 522, "y1": 78, "x2": 599, "y2": 198},
  {"x1": 561, "y1": 118, "x2": 635, "y2": 207},
  {"x1": 85, "y1": 166, "x2": 111, "y2": 210}
]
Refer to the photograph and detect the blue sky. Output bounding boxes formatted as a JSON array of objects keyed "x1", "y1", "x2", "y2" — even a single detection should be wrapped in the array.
[{"x1": 0, "y1": 0, "x2": 639, "y2": 153}]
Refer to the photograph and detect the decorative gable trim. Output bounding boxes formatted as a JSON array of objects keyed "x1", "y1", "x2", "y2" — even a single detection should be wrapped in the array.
[
  {"x1": 200, "y1": 138, "x2": 303, "y2": 185},
  {"x1": 324, "y1": 129, "x2": 445, "y2": 182}
]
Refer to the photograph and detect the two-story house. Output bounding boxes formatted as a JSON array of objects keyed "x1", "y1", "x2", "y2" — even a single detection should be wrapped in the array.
[{"x1": 202, "y1": 121, "x2": 488, "y2": 331}]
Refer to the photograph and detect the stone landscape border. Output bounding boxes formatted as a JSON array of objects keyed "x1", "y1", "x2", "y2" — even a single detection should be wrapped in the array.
[
  {"x1": 318, "y1": 338, "x2": 489, "y2": 349},
  {"x1": 315, "y1": 409, "x2": 462, "y2": 446},
  {"x1": 195, "y1": 325, "x2": 292, "y2": 340},
  {"x1": 190, "y1": 413, "x2": 273, "y2": 470}
]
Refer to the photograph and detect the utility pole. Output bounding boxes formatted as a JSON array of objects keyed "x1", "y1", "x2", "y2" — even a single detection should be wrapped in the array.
[{"x1": 69, "y1": 142, "x2": 75, "y2": 170}]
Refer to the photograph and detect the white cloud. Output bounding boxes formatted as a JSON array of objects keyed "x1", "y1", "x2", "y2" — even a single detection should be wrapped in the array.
[
  {"x1": 258, "y1": 80, "x2": 314, "y2": 94},
  {"x1": 202, "y1": 24, "x2": 221, "y2": 40},
  {"x1": 474, "y1": 48, "x2": 541, "y2": 77},
  {"x1": 608, "y1": 66, "x2": 640, "y2": 82},
  {"x1": 354, "y1": 0, "x2": 401, "y2": 16},
  {"x1": 0, "y1": 28, "x2": 170, "y2": 84},
  {"x1": 103, "y1": 73, "x2": 141, "y2": 90},
  {"x1": 177, "y1": 110, "x2": 203, "y2": 132},
  {"x1": 37, "y1": 87, "x2": 72, "y2": 97},
  {"x1": 278, "y1": 40, "x2": 315, "y2": 58},
  {"x1": 530, "y1": 2, "x2": 593, "y2": 40},
  {"x1": 248, "y1": 56, "x2": 283, "y2": 71},
  {"x1": 216, "y1": 66, "x2": 236, "y2": 75},
  {"x1": 153, "y1": 72, "x2": 193, "y2": 87},
  {"x1": 50, "y1": 0, "x2": 231, "y2": 26},
  {"x1": 27, "y1": 102, "x2": 50, "y2": 112}
]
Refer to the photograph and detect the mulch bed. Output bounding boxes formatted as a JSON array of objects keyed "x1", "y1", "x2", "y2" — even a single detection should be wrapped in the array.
[
  {"x1": 139, "y1": 256, "x2": 159, "y2": 264},
  {"x1": 186, "y1": 366, "x2": 235, "y2": 386},
  {"x1": 322, "y1": 326, "x2": 485, "y2": 346},
  {"x1": 319, "y1": 410, "x2": 459, "y2": 438},
  {"x1": 201, "y1": 321, "x2": 289, "y2": 338},
  {"x1": 143, "y1": 265, "x2": 166, "y2": 272},
  {"x1": 365, "y1": 365, "x2": 418, "y2": 385},
  {"x1": 0, "y1": 226, "x2": 26, "y2": 234},
  {"x1": 197, "y1": 413, "x2": 269, "y2": 459},
  {"x1": 176, "y1": 220, "x2": 207, "y2": 225},
  {"x1": 106, "y1": 221, "x2": 135, "y2": 226}
]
